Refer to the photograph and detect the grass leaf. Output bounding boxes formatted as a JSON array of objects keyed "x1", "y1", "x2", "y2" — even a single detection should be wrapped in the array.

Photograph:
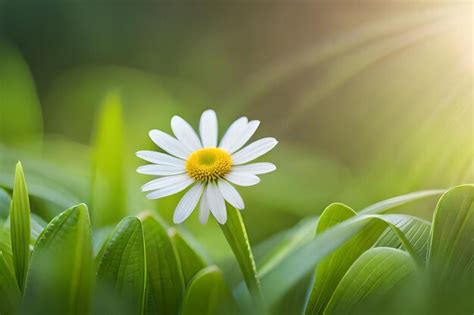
[
  {"x1": 9, "y1": 162, "x2": 31, "y2": 292},
  {"x1": 0, "y1": 41, "x2": 43, "y2": 144},
  {"x1": 90, "y1": 91, "x2": 126, "y2": 227},
  {"x1": 324, "y1": 247, "x2": 416, "y2": 314},
  {"x1": 140, "y1": 213, "x2": 184, "y2": 315},
  {"x1": 0, "y1": 251, "x2": 21, "y2": 315},
  {"x1": 304, "y1": 203, "x2": 386, "y2": 315},
  {"x1": 23, "y1": 204, "x2": 93, "y2": 314},
  {"x1": 169, "y1": 227, "x2": 207, "y2": 285},
  {"x1": 96, "y1": 216, "x2": 146, "y2": 315},
  {"x1": 181, "y1": 265, "x2": 239, "y2": 315},
  {"x1": 428, "y1": 184, "x2": 474, "y2": 283}
]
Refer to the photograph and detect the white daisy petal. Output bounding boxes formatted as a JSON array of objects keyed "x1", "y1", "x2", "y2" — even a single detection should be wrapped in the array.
[
  {"x1": 231, "y1": 162, "x2": 276, "y2": 175},
  {"x1": 218, "y1": 179, "x2": 245, "y2": 209},
  {"x1": 137, "y1": 164, "x2": 185, "y2": 176},
  {"x1": 224, "y1": 171, "x2": 260, "y2": 186},
  {"x1": 146, "y1": 178, "x2": 194, "y2": 199},
  {"x1": 227, "y1": 120, "x2": 260, "y2": 153},
  {"x1": 199, "y1": 109, "x2": 218, "y2": 147},
  {"x1": 206, "y1": 182, "x2": 227, "y2": 224},
  {"x1": 219, "y1": 117, "x2": 248, "y2": 151},
  {"x1": 199, "y1": 192, "x2": 210, "y2": 224},
  {"x1": 149, "y1": 129, "x2": 191, "y2": 159},
  {"x1": 142, "y1": 174, "x2": 191, "y2": 192},
  {"x1": 171, "y1": 115, "x2": 202, "y2": 151},
  {"x1": 232, "y1": 137, "x2": 278, "y2": 165},
  {"x1": 173, "y1": 183, "x2": 204, "y2": 224},
  {"x1": 136, "y1": 150, "x2": 185, "y2": 166}
]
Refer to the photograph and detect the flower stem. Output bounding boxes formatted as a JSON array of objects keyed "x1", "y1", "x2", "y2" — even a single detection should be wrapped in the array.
[{"x1": 220, "y1": 207, "x2": 265, "y2": 312}]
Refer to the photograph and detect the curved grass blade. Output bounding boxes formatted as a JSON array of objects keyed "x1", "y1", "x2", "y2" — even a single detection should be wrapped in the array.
[
  {"x1": 140, "y1": 213, "x2": 184, "y2": 315},
  {"x1": 9, "y1": 162, "x2": 31, "y2": 292},
  {"x1": 0, "y1": 41, "x2": 43, "y2": 144},
  {"x1": 23, "y1": 204, "x2": 93, "y2": 314},
  {"x1": 359, "y1": 189, "x2": 445, "y2": 214},
  {"x1": 304, "y1": 203, "x2": 386, "y2": 315},
  {"x1": 0, "y1": 251, "x2": 21, "y2": 315},
  {"x1": 324, "y1": 247, "x2": 416, "y2": 314},
  {"x1": 90, "y1": 91, "x2": 126, "y2": 227},
  {"x1": 220, "y1": 207, "x2": 263, "y2": 309},
  {"x1": 261, "y1": 212, "x2": 431, "y2": 306},
  {"x1": 169, "y1": 227, "x2": 207, "y2": 285},
  {"x1": 376, "y1": 215, "x2": 431, "y2": 262},
  {"x1": 428, "y1": 184, "x2": 474, "y2": 283},
  {"x1": 96, "y1": 216, "x2": 146, "y2": 315},
  {"x1": 181, "y1": 265, "x2": 239, "y2": 315}
]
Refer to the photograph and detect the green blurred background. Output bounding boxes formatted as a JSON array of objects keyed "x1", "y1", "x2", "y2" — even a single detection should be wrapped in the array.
[{"x1": 0, "y1": 1, "x2": 472, "y2": 261}]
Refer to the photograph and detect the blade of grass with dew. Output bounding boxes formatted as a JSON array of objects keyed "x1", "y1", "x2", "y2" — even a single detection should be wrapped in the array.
[
  {"x1": 96, "y1": 217, "x2": 146, "y2": 315},
  {"x1": 428, "y1": 184, "x2": 474, "y2": 283},
  {"x1": 181, "y1": 265, "x2": 239, "y2": 315},
  {"x1": 220, "y1": 207, "x2": 263, "y2": 309},
  {"x1": 304, "y1": 203, "x2": 386, "y2": 315},
  {"x1": 140, "y1": 212, "x2": 184, "y2": 315},
  {"x1": 9, "y1": 162, "x2": 31, "y2": 292},
  {"x1": 324, "y1": 247, "x2": 416, "y2": 314},
  {"x1": 90, "y1": 91, "x2": 126, "y2": 227},
  {"x1": 23, "y1": 204, "x2": 93, "y2": 314},
  {"x1": 169, "y1": 227, "x2": 208, "y2": 285},
  {"x1": 0, "y1": 251, "x2": 21, "y2": 315}
]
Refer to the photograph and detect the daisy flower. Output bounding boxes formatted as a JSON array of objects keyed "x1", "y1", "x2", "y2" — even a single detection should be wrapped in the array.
[{"x1": 136, "y1": 109, "x2": 277, "y2": 224}]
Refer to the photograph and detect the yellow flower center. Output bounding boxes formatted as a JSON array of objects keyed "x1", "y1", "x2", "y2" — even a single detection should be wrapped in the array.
[{"x1": 186, "y1": 148, "x2": 232, "y2": 182}]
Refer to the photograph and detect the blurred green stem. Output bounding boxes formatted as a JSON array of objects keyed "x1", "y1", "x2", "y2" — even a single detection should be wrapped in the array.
[{"x1": 220, "y1": 207, "x2": 264, "y2": 313}]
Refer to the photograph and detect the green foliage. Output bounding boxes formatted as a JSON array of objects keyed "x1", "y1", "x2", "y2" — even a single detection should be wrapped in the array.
[
  {"x1": 181, "y1": 265, "x2": 238, "y2": 315},
  {"x1": 428, "y1": 184, "x2": 474, "y2": 282},
  {"x1": 140, "y1": 213, "x2": 184, "y2": 315},
  {"x1": 90, "y1": 91, "x2": 126, "y2": 227},
  {"x1": 0, "y1": 42, "x2": 43, "y2": 144},
  {"x1": 169, "y1": 227, "x2": 208, "y2": 285},
  {"x1": 220, "y1": 207, "x2": 262, "y2": 309},
  {"x1": 9, "y1": 162, "x2": 31, "y2": 292},
  {"x1": 96, "y1": 217, "x2": 146, "y2": 315},
  {"x1": 0, "y1": 251, "x2": 21, "y2": 315},
  {"x1": 0, "y1": 160, "x2": 471, "y2": 315},
  {"x1": 23, "y1": 204, "x2": 93, "y2": 315},
  {"x1": 324, "y1": 247, "x2": 416, "y2": 314}
]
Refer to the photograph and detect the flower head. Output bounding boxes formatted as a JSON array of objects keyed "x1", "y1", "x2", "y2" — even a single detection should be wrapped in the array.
[{"x1": 136, "y1": 109, "x2": 277, "y2": 224}]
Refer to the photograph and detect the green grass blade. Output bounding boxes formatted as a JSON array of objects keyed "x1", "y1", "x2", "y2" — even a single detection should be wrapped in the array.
[
  {"x1": 261, "y1": 212, "x2": 432, "y2": 306},
  {"x1": 0, "y1": 251, "x2": 21, "y2": 315},
  {"x1": 169, "y1": 227, "x2": 208, "y2": 286},
  {"x1": 181, "y1": 265, "x2": 239, "y2": 315},
  {"x1": 428, "y1": 184, "x2": 474, "y2": 283},
  {"x1": 304, "y1": 203, "x2": 386, "y2": 315},
  {"x1": 324, "y1": 247, "x2": 416, "y2": 314},
  {"x1": 96, "y1": 216, "x2": 146, "y2": 315},
  {"x1": 0, "y1": 41, "x2": 43, "y2": 144},
  {"x1": 359, "y1": 189, "x2": 445, "y2": 214},
  {"x1": 9, "y1": 162, "x2": 31, "y2": 292},
  {"x1": 220, "y1": 207, "x2": 263, "y2": 309},
  {"x1": 140, "y1": 213, "x2": 184, "y2": 315},
  {"x1": 23, "y1": 204, "x2": 93, "y2": 314},
  {"x1": 90, "y1": 91, "x2": 126, "y2": 227},
  {"x1": 376, "y1": 215, "x2": 431, "y2": 262}
]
